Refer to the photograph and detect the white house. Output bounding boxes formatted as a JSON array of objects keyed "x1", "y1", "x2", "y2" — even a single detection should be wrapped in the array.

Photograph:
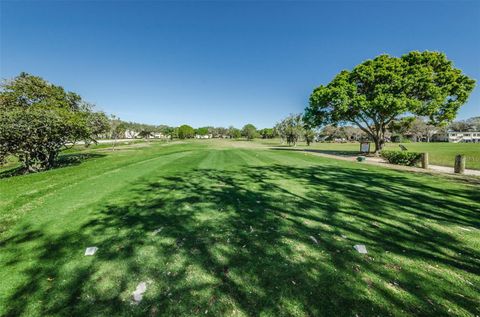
[
  {"x1": 448, "y1": 131, "x2": 480, "y2": 143},
  {"x1": 195, "y1": 134, "x2": 212, "y2": 139},
  {"x1": 152, "y1": 132, "x2": 168, "y2": 139},
  {"x1": 124, "y1": 129, "x2": 140, "y2": 139}
]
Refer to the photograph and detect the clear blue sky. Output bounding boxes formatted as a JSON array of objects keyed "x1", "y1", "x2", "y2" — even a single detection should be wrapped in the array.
[{"x1": 1, "y1": 1, "x2": 479, "y2": 128}]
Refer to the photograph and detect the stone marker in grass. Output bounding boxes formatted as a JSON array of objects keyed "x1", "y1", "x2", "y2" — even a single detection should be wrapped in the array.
[
  {"x1": 84, "y1": 247, "x2": 98, "y2": 256},
  {"x1": 152, "y1": 227, "x2": 163, "y2": 235},
  {"x1": 132, "y1": 282, "x2": 147, "y2": 304},
  {"x1": 354, "y1": 244, "x2": 368, "y2": 254},
  {"x1": 309, "y1": 236, "x2": 319, "y2": 244}
]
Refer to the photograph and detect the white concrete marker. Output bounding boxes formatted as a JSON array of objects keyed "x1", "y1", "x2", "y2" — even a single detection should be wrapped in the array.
[
  {"x1": 354, "y1": 245, "x2": 368, "y2": 254},
  {"x1": 84, "y1": 247, "x2": 98, "y2": 256},
  {"x1": 132, "y1": 282, "x2": 147, "y2": 304}
]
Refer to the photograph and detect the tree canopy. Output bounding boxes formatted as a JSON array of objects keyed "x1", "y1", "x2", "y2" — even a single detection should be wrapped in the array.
[
  {"x1": 227, "y1": 126, "x2": 241, "y2": 139},
  {"x1": 448, "y1": 117, "x2": 480, "y2": 132},
  {"x1": 241, "y1": 124, "x2": 257, "y2": 140},
  {"x1": 195, "y1": 127, "x2": 210, "y2": 136},
  {"x1": 258, "y1": 128, "x2": 277, "y2": 139},
  {"x1": 177, "y1": 124, "x2": 195, "y2": 139},
  {"x1": 0, "y1": 73, "x2": 109, "y2": 172},
  {"x1": 304, "y1": 51, "x2": 476, "y2": 153}
]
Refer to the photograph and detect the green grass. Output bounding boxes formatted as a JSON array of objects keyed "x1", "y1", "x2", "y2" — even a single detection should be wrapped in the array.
[
  {"x1": 0, "y1": 139, "x2": 167, "y2": 174},
  {"x1": 258, "y1": 139, "x2": 480, "y2": 170},
  {"x1": 1, "y1": 140, "x2": 479, "y2": 316}
]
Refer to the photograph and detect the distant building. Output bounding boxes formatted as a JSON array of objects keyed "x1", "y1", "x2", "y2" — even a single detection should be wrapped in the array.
[
  {"x1": 152, "y1": 132, "x2": 169, "y2": 139},
  {"x1": 448, "y1": 131, "x2": 480, "y2": 143},
  {"x1": 124, "y1": 129, "x2": 139, "y2": 139},
  {"x1": 195, "y1": 134, "x2": 212, "y2": 139}
]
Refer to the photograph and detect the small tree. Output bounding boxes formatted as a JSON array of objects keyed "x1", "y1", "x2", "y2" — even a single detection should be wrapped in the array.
[
  {"x1": 304, "y1": 129, "x2": 316, "y2": 146},
  {"x1": 157, "y1": 125, "x2": 175, "y2": 139},
  {"x1": 109, "y1": 115, "x2": 124, "y2": 151},
  {"x1": 177, "y1": 124, "x2": 195, "y2": 139},
  {"x1": 275, "y1": 114, "x2": 304, "y2": 146},
  {"x1": 241, "y1": 124, "x2": 257, "y2": 140},
  {"x1": 0, "y1": 73, "x2": 109, "y2": 172},
  {"x1": 388, "y1": 117, "x2": 415, "y2": 141},
  {"x1": 195, "y1": 127, "x2": 209, "y2": 136},
  {"x1": 407, "y1": 117, "x2": 437, "y2": 142},
  {"x1": 138, "y1": 129, "x2": 153, "y2": 140},
  {"x1": 449, "y1": 120, "x2": 475, "y2": 132},
  {"x1": 213, "y1": 127, "x2": 228, "y2": 138},
  {"x1": 466, "y1": 117, "x2": 480, "y2": 131},
  {"x1": 304, "y1": 51, "x2": 475, "y2": 154},
  {"x1": 259, "y1": 128, "x2": 276, "y2": 139},
  {"x1": 318, "y1": 125, "x2": 338, "y2": 141},
  {"x1": 342, "y1": 126, "x2": 365, "y2": 142},
  {"x1": 227, "y1": 126, "x2": 241, "y2": 139}
]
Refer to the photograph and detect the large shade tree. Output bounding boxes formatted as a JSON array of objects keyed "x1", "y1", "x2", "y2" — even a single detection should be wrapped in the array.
[
  {"x1": 304, "y1": 51, "x2": 476, "y2": 153},
  {"x1": 0, "y1": 73, "x2": 109, "y2": 172}
]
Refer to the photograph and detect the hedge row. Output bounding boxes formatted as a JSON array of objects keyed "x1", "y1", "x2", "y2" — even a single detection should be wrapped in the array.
[{"x1": 380, "y1": 150, "x2": 422, "y2": 166}]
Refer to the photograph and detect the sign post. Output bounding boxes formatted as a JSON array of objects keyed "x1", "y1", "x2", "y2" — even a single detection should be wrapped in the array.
[{"x1": 360, "y1": 142, "x2": 370, "y2": 154}]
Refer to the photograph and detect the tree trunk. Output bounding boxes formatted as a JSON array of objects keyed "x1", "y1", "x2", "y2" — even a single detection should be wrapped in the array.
[
  {"x1": 47, "y1": 151, "x2": 57, "y2": 169},
  {"x1": 372, "y1": 134, "x2": 385, "y2": 155}
]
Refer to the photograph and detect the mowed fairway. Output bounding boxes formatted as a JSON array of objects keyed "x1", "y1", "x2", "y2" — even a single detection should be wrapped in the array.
[{"x1": 0, "y1": 140, "x2": 479, "y2": 316}]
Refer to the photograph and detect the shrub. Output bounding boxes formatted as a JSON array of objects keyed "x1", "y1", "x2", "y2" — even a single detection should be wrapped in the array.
[{"x1": 380, "y1": 150, "x2": 422, "y2": 166}]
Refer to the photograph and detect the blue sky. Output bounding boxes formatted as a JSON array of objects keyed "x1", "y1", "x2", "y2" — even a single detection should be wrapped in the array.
[{"x1": 1, "y1": 1, "x2": 479, "y2": 128}]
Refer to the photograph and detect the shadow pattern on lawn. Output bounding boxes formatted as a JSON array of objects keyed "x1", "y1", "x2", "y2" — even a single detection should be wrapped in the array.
[
  {"x1": 0, "y1": 153, "x2": 105, "y2": 179},
  {"x1": 272, "y1": 146, "x2": 361, "y2": 157},
  {"x1": 2, "y1": 164, "x2": 479, "y2": 316}
]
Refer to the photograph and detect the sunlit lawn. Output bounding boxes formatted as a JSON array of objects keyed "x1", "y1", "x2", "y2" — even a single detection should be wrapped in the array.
[{"x1": 1, "y1": 140, "x2": 479, "y2": 316}]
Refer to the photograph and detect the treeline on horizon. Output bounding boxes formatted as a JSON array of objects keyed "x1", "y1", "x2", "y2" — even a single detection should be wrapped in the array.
[
  {"x1": 106, "y1": 120, "x2": 277, "y2": 140},
  {"x1": 108, "y1": 115, "x2": 480, "y2": 142}
]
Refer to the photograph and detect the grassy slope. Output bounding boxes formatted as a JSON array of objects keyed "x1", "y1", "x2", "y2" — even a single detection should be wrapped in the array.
[
  {"x1": 0, "y1": 141, "x2": 479, "y2": 316},
  {"x1": 259, "y1": 139, "x2": 480, "y2": 170}
]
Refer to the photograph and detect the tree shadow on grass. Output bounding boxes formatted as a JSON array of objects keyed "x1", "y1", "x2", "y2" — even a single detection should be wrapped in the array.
[
  {"x1": 1, "y1": 164, "x2": 479, "y2": 316},
  {"x1": 54, "y1": 153, "x2": 106, "y2": 168},
  {"x1": 0, "y1": 153, "x2": 105, "y2": 179},
  {"x1": 272, "y1": 147, "x2": 361, "y2": 157}
]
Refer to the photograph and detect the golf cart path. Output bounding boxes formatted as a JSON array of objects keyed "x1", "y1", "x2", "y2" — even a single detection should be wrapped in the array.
[{"x1": 300, "y1": 150, "x2": 480, "y2": 177}]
